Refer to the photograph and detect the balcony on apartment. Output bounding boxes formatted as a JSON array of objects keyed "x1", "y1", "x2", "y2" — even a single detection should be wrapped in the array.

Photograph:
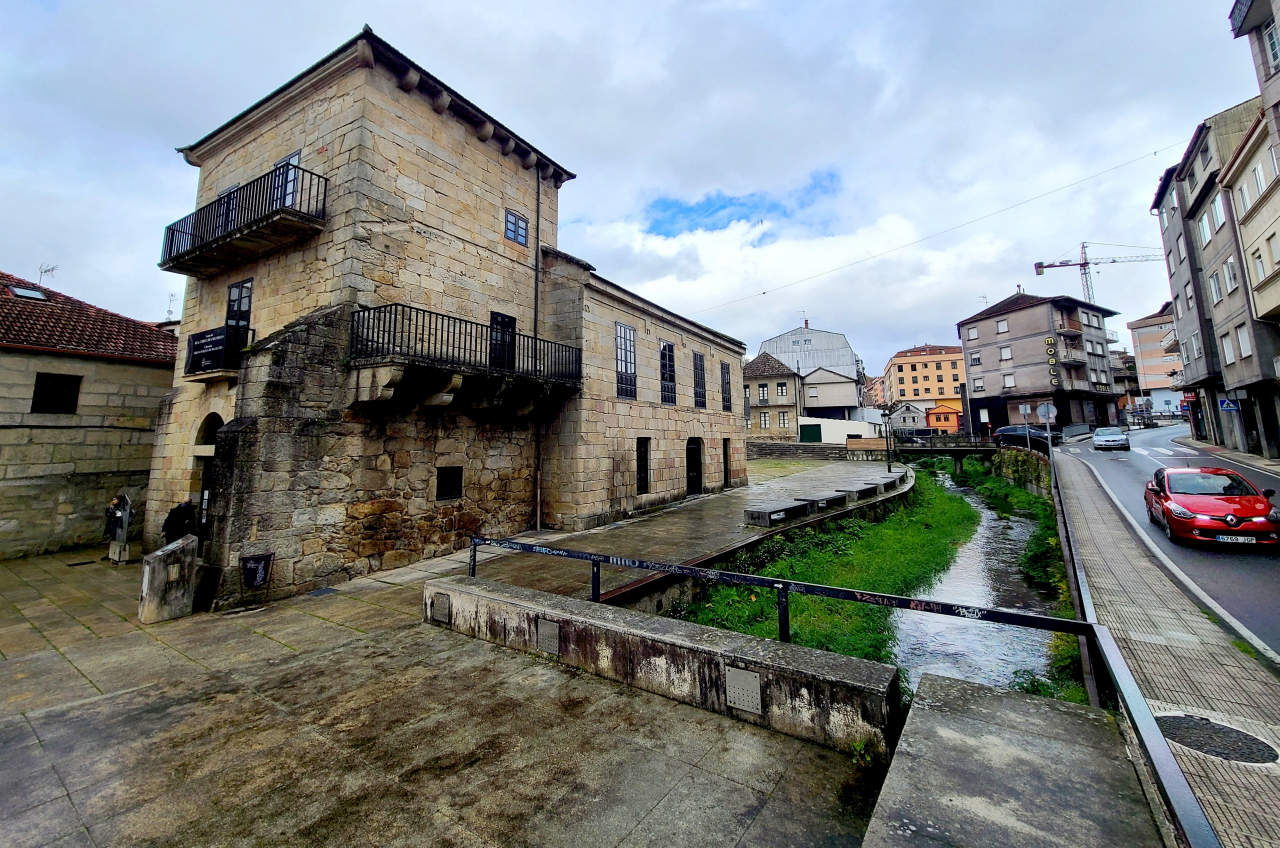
[
  {"x1": 1161, "y1": 329, "x2": 1179, "y2": 353},
  {"x1": 348, "y1": 304, "x2": 581, "y2": 412},
  {"x1": 1058, "y1": 346, "x2": 1086, "y2": 364},
  {"x1": 160, "y1": 163, "x2": 328, "y2": 277},
  {"x1": 1060, "y1": 378, "x2": 1092, "y2": 391},
  {"x1": 1056, "y1": 317, "x2": 1083, "y2": 335},
  {"x1": 184, "y1": 325, "x2": 254, "y2": 383},
  {"x1": 1104, "y1": 329, "x2": 1119, "y2": 344}
]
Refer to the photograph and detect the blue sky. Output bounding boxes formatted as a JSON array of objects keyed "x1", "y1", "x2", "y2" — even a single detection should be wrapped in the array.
[{"x1": 0, "y1": 0, "x2": 1263, "y2": 371}]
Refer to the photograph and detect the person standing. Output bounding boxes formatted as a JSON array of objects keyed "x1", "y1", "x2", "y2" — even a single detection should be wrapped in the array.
[{"x1": 102, "y1": 494, "x2": 132, "y2": 564}]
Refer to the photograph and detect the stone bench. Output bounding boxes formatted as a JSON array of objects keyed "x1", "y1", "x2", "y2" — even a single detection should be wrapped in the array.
[
  {"x1": 792, "y1": 490, "x2": 849, "y2": 511},
  {"x1": 838, "y1": 484, "x2": 883, "y2": 500},
  {"x1": 744, "y1": 500, "x2": 813, "y2": 527}
]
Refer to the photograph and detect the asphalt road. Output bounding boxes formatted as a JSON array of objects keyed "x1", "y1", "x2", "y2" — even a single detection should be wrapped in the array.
[{"x1": 1063, "y1": 423, "x2": 1280, "y2": 654}]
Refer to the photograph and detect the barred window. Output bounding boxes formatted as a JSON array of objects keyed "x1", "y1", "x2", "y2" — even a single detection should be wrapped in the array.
[
  {"x1": 721, "y1": 362, "x2": 732, "y2": 411},
  {"x1": 660, "y1": 341, "x2": 676, "y2": 404},
  {"x1": 693, "y1": 352, "x2": 706, "y2": 409},
  {"x1": 615, "y1": 323, "x2": 637, "y2": 399}
]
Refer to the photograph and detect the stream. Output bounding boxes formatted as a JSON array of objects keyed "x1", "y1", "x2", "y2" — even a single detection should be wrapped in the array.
[{"x1": 892, "y1": 474, "x2": 1055, "y2": 689}]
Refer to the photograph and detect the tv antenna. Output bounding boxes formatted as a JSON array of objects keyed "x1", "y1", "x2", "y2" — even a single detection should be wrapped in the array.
[
  {"x1": 166, "y1": 293, "x2": 176, "y2": 321},
  {"x1": 38, "y1": 264, "x2": 58, "y2": 285}
]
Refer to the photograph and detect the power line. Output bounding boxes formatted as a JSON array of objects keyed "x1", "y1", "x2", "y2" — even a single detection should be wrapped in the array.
[
  {"x1": 688, "y1": 139, "x2": 1189, "y2": 316},
  {"x1": 1085, "y1": 241, "x2": 1162, "y2": 251}
]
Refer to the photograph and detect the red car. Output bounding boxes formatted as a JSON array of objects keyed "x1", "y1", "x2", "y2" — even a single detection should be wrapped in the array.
[{"x1": 1145, "y1": 466, "x2": 1280, "y2": 545}]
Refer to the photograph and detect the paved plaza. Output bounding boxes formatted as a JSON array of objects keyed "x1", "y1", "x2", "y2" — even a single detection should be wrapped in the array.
[
  {"x1": 1057, "y1": 454, "x2": 1280, "y2": 848},
  {"x1": 1, "y1": 461, "x2": 879, "y2": 847}
]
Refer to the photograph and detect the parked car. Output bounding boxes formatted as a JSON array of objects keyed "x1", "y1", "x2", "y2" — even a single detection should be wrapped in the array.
[
  {"x1": 1091, "y1": 427, "x2": 1130, "y2": 451},
  {"x1": 993, "y1": 425, "x2": 1063, "y2": 448},
  {"x1": 1144, "y1": 466, "x2": 1280, "y2": 545}
]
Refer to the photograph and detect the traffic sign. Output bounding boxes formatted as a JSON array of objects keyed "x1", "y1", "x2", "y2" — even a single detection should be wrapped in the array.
[
  {"x1": 1219, "y1": 399, "x2": 1239, "y2": 412},
  {"x1": 1036, "y1": 402, "x2": 1057, "y2": 423}
]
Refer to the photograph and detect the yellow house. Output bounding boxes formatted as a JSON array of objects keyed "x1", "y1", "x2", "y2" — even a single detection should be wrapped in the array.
[{"x1": 883, "y1": 344, "x2": 966, "y2": 404}]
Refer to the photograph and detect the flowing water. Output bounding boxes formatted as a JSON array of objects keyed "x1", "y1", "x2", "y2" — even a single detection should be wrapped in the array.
[{"x1": 892, "y1": 474, "x2": 1055, "y2": 689}]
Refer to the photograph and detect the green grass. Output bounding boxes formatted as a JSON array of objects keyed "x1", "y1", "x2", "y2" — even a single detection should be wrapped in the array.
[
  {"x1": 682, "y1": 473, "x2": 979, "y2": 665},
  {"x1": 1234, "y1": 638, "x2": 1259, "y2": 659}
]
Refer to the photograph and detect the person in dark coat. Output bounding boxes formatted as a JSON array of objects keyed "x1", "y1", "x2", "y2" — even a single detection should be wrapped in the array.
[
  {"x1": 162, "y1": 496, "x2": 199, "y2": 544},
  {"x1": 102, "y1": 496, "x2": 123, "y2": 561}
]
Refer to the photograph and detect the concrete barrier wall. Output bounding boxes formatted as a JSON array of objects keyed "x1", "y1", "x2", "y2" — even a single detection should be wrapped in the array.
[{"x1": 424, "y1": 576, "x2": 903, "y2": 754}]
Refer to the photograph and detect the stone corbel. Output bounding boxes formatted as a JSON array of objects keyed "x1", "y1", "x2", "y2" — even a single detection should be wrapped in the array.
[
  {"x1": 421, "y1": 373, "x2": 464, "y2": 407},
  {"x1": 432, "y1": 90, "x2": 452, "y2": 114},
  {"x1": 398, "y1": 67, "x2": 421, "y2": 92},
  {"x1": 521, "y1": 151, "x2": 538, "y2": 170},
  {"x1": 345, "y1": 364, "x2": 405, "y2": 406},
  {"x1": 500, "y1": 137, "x2": 516, "y2": 156},
  {"x1": 475, "y1": 121, "x2": 495, "y2": 142},
  {"x1": 355, "y1": 39, "x2": 375, "y2": 69}
]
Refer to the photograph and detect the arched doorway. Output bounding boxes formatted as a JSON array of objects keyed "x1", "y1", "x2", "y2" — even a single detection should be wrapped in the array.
[
  {"x1": 195, "y1": 413, "x2": 224, "y2": 553},
  {"x1": 686, "y1": 438, "x2": 703, "y2": 496}
]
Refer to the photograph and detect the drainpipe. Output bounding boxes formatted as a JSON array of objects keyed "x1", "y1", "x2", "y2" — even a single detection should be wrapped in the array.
[{"x1": 534, "y1": 161, "x2": 543, "y2": 531}]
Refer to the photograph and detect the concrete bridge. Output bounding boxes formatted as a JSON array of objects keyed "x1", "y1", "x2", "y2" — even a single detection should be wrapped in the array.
[{"x1": 746, "y1": 436, "x2": 1001, "y2": 476}]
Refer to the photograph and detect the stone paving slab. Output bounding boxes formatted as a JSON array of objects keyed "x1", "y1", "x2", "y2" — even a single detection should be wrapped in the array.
[
  {"x1": 0, "y1": 540, "x2": 875, "y2": 846},
  {"x1": 1057, "y1": 454, "x2": 1280, "y2": 848}
]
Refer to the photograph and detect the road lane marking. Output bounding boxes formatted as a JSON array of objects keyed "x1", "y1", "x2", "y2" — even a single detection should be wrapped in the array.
[
  {"x1": 1175, "y1": 447, "x2": 1198, "y2": 455},
  {"x1": 1154, "y1": 448, "x2": 1174, "y2": 455},
  {"x1": 1069, "y1": 447, "x2": 1081, "y2": 454},
  {"x1": 1131, "y1": 448, "x2": 1149, "y2": 455},
  {"x1": 1074, "y1": 456, "x2": 1280, "y2": 665}
]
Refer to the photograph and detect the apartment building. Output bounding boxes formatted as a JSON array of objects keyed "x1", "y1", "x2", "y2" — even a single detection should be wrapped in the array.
[
  {"x1": 863, "y1": 374, "x2": 885, "y2": 407},
  {"x1": 1126, "y1": 302, "x2": 1183, "y2": 412},
  {"x1": 743, "y1": 353, "x2": 799, "y2": 440},
  {"x1": 882, "y1": 344, "x2": 965, "y2": 404},
  {"x1": 0, "y1": 273, "x2": 176, "y2": 558},
  {"x1": 146, "y1": 29, "x2": 746, "y2": 605},
  {"x1": 957, "y1": 291, "x2": 1119, "y2": 434}
]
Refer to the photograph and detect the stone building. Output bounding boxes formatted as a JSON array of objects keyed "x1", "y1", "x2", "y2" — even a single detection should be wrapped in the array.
[
  {"x1": 957, "y1": 290, "x2": 1120, "y2": 434},
  {"x1": 146, "y1": 29, "x2": 746, "y2": 604},
  {"x1": 0, "y1": 273, "x2": 176, "y2": 558},
  {"x1": 742, "y1": 353, "x2": 799, "y2": 440}
]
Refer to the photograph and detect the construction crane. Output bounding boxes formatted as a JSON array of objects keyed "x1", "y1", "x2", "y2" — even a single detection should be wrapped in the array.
[{"x1": 1034, "y1": 242, "x2": 1163, "y2": 303}]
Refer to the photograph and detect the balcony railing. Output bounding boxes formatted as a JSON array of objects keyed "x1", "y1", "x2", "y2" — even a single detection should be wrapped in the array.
[
  {"x1": 1058, "y1": 348, "x2": 1086, "y2": 364},
  {"x1": 185, "y1": 325, "x2": 252, "y2": 377},
  {"x1": 349, "y1": 304, "x2": 581, "y2": 385},
  {"x1": 1104, "y1": 329, "x2": 1119, "y2": 343},
  {"x1": 160, "y1": 163, "x2": 328, "y2": 276},
  {"x1": 1056, "y1": 317, "x2": 1083, "y2": 333},
  {"x1": 1061, "y1": 379, "x2": 1092, "y2": 391}
]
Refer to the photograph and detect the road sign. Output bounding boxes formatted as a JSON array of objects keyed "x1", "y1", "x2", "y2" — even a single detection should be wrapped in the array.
[
  {"x1": 1037, "y1": 402, "x2": 1057, "y2": 423},
  {"x1": 1219, "y1": 399, "x2": 1240, "y2": 412}
]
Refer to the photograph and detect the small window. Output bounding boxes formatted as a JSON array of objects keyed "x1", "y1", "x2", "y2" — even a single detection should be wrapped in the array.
[
  {"x1": 721, "y1": 362, "x2": 732, "y2": 412},
  {"x1": 30, "y1": 373, "x2": 82, "y2": 414},
  {"x1": 1200, "y1": 145, "x2": 1211, "y2": 167},
  {"x1": 660, "y1": 341, "x2": 676, "y2": 405},
  {"x1": 779, "y1": 411, "x2": 789, "y2": 428},
  {"x1": 924, "y1": 388, "x2": 931, "y2": 394},
  {"x1": 897, "y1": 364, "x2": 904, "y2": 372},
  {"x1": 999, "y1": 345, "x2": 1012, "y2": 361},
  {"x1": 1238, "y1": 324, "x2": 1253, "y2": 359},
  {"x1": 1174, "y1": 295, "x2": 1183, "y2": 319},
  {"x1": 792, "y1": 339, "x2": 800, "y2": 346},
  {"x1": 1256, "y1": 163, "x2": 1268, "y2": 196},
  {"x1": 693, "y1": 352, "x2": 707, "y2": 409},
  {"x1": 912, "y1": 376, "x2": 918, "y2": 384},
  {"x1": 803, "y1": 339, "x2": 811, "y2": 345},
  {"x1": 970, "y1": 352, "x2": 981, "y2": 366},
  {"x1": 1257, "y1": 251, "x2": 1268, "y2": 283},
  {"x1": 967, "y1": 327, "x2": 978, "y2": 340},
  {"x1": 1212, "y1": 193, "x2": 1226, "y2": 229},
  {"x1": 1209, "y1": 272, "x2": 1222, "y2": 304},
  {"x1": 996, "y1": 319, "x2": 1009, "y2": 334},
  {"x1": 1166, "y1": 251, "x2": 1175, "y2": 278},
  {"x1": 934, "y1": 361, "x2": 942, "y2": 370},
  {"x1": 952, "y1": 373, "x2": 959, "y2": 382},
  {"x1": 808, "y1": 386, "x2": 818, "y2": 398},
  {"x1": 9, "y1": 286, "x2": 46, "y2": 300},
  {"x1": 923, "y1": 375, "x2": 929, "y2": 382},
  {"x1": 758, "y1": 383, "x2": 768, "y2": 401},
  {"x1": 951, "y1": 360, "x2": 958, "y2": 369},
  {"x1": 1221, "y1": 333, "x2": 1236, "y2": 366},
  {"x1": 776, "y1": 381, "x2": 787, "y2": 397},
  {"x1": 760, "y1": 411, "x2": 770, "y2": 429},
  {"x1": 504, "y1": 210, "x2": 529, "y2": 246},
  {"x1": 899, "y1": 389, "x2": 906, "y2": 397},
  {"x1": 636, "y1": 438, "x2": 650, "y2": 495},
  {"x1": 1198, "y1": 213, "x2": 1211, "y2": 246},
  {"x1": 1003, "y1": 373, "x2": 1016, "y2": 388},
  {"x1": 913, "y1": 388, "x2": 920, "y2": 396},
  {"x1": 1266, "y1": 20, "x2": 1280, "y2": 71},
  {"x1": 436, "y1": 466, "x2": 463, "y2": 500},
  {"x1": 1192, "y1": 331, "x2": 1203, "y2": 359},
  {"x1": 1225, "y1": 257, "x2": 1240, "y2": 292},
  {"x1": 1184, "y1": 282, "x2": 1194, "y2": 305},
  {"x1": 910, "y1": 363, "x2": 917, "y2": 371},
  {"x1": 898, "y1": 376, "x2": 905, "y2": 385},
  {"x1": 973, "y1": 377, "x2": 985, "y2": 392},
  {"x1": 1176, "y1": 234, "x2": 1186, "y2": 261},
  {"x1": 1160, "y1": 206, "x2": 1169, "y2": 230},
  {"x1": 615, "y1": 323, "x2": 637, "y2": 399}
]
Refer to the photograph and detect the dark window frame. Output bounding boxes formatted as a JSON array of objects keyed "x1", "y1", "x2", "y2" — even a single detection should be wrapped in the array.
[
  {"x1": 504, "y1": 209, "x2": 529, "y2": 246},
  {"x1": 636, "y1": 437, "x2": 650, "y2": 495},
  {"x1": 660, "y1": 341, "x2": 676, "y2": 405},
  {"x1": 436, "y1": 466, "x2": 464, "y2": 501},
  {"x1": 720, "y1": 362, "x2": 732, "y2": 412},
  {"x1": 616, "y1": 323, "x2": 637, "y2": 399},
  {"x1": 30, "y1": 373, "x2": 82, "y2": 415},
  {"x1": 693, "y1": 352, "x2": 706, "y2": 409}
]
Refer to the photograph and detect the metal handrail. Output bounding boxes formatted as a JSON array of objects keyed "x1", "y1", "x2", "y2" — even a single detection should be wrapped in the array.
[
  {"x1": 161, "y1": 163, "x2": 328, "y2": 263},
  {"x1": 468, "y1": 534, "x2": 1222, "y2": 848},
  {"x1": 349, "y1": 303, "x2": 582, "y2": 384}
]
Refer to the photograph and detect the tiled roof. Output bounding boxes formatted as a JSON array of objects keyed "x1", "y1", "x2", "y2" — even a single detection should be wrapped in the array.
[
  {"x1": 891, "y1": 344, "x2": 962, "y2": 358},
  {"x1": 0, "y1": 272, "x2": 178, "y2": 363},
  {"x1": 957, "y1": 291, "x2": 1118, "y2": 324},
  {"x1": 742, "y1": 352, "x2": 796, "y2": 378}
]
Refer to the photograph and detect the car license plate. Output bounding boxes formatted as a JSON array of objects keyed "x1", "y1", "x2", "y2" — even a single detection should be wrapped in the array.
[{"x1": 1216, "y1": 534, "x2": 1256, "y2": 543}]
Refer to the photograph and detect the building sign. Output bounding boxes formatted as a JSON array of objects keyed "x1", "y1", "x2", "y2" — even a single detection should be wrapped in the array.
[
  {"x1": 1219, "y1": 399, "x2": 1240, "y2": 412},
  {"x1": 1183, "y1": 392, "x2": 1197, "y2": 402},
  {"x1": 187, "y1": 327, "x2": 228, "y2": 373},
  {"x1": 1045, "y1": 336, "x2": 1059, "y2": 387},
  {"x1": 240, "y1": 553, "x2": 274, "y2": 590}
]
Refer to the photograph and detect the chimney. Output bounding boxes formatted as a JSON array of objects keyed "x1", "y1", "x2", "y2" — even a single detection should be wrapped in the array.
[{"x1": 804, "y1": 319, "x2": 809, "y2": 329}]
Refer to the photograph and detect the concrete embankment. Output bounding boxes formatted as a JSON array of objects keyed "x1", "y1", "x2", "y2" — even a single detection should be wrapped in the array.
[
  {"x1": 863, "y1": 674, "x2": 1160, "y2": 847},
  {"x1": 423, "y1": 575, "x2": 903, "y2": 754}
]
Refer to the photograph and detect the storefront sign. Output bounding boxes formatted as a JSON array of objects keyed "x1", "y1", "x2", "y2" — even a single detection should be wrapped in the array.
[{"x1": 1045, "y1": 336, "x2": 1059, "y2": 386}]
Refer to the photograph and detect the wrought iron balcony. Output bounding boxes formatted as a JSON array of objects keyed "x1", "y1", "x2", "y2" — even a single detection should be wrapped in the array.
[
  {"x1": 160, "y1": 163, "x2": 328, "y2": 277},
  {"x1": 349, "y1": 304, "x2": 581, "y2": 385},
  {"x1": 184, "y1": 325, "x2": 253, "y2": 381}
]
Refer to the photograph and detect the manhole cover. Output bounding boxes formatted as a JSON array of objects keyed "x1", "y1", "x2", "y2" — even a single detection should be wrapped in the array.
[{"x1": 1156, "y1": 714, "x2": 1278, "y2": 764}]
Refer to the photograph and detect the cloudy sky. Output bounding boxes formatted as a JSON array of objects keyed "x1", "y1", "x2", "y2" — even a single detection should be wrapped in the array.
[{"x1": 0, "y1": 1, "x2": 1262, "y2": 374}]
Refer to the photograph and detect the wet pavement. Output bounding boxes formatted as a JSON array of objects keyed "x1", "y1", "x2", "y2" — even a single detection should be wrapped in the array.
[
  {"x1": 1, "y1": 536, "x2": 876, "y2": 845},
  {"x1": 466, "y1": 461, "x2": 910, "y2": 600},
  {"x1": 892, "y1": 484, "x2": 1054, "y2": 689}
]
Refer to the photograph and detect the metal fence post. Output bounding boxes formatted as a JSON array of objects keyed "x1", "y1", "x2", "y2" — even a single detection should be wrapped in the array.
[
  {"x1": 775, "y1": 583, "x2": 790, "y2": 643},
  {"x1": 468, "y1": 539, "x2": 477, "y2": 578},
  {"x1": 591, "y1": 561, "x2": 600, "y2": 602}
]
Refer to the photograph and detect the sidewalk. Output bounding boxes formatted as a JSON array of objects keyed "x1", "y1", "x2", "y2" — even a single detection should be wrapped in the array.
[
  {"x1": 1172, "y1": 434, "x2": 1280, "y2": 474},
  {"x1": 1056, "y1": 455, "x2": 1280, "y2": 848}
]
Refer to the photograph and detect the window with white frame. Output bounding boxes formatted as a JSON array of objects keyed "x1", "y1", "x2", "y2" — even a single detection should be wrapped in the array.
[
  {"x1": 1182, "y1": 347, "x2": 1190, "y2": 365},
  {"x1": 1266, "y1": 20, "x2": 1280, "y2": 71},
  {"x1": 967, "y1": 326, "x2": 978, "y2": 340},
  {"x1": 1184, "y1": 282, "x2": 1194, "y2": 306},
  {"x1": 776, "y1": 381, "x2": 787, "y2": 397},
  {"x1": 1192, "y1": 331, "x2": 1203, "y2": 359},
  {"x1": 1174, "y1": 295, "x2": 1183, "y2": 319},
  {"x1": 998, "y1": 345, "x2": 1012, "y2": 361},
  {"x1": 1271, "y1": 234, "x2": 1280, "y2": 267},
  {"x1": 1003, "y1": 373, "x2": 1016, "y2": 388},
  {"x1": 1222, "y1": 333, "x2": 1236, "y2": 365},
  {"x1": 970, "y1": 351, "x2": 981, "y2": 366},
  {"x1": 1177, "y1": 234, "x2": 1186, "y2": 261},
  {"x1": 1225, "y1": 256, "x2": 1240, "y2": 292},
  {"x1": 1212, "y1": 194, "x2": 1226, "y2": 229},
  {"x1": 760, "y1": 411, "x2": 770, "y2": 429},
  {"x1": 1209, "y1": 271, "x2": 1223, "y2": 303},
  {"x1": 1239, "y1": 184, "x2": 1252, "y2": 215},
  {"x1": 996, "y1": 319, "x2": 1009, "y2": 334},
  {"x1": 808, "y1": 386, "x2": 817, "y2": 398},
  {"x1": 1160, "y1": 206, "x2": 1169, "y2": 230},
  {"x1": 1256, "y1": 162, "x2": 1268, "y2": 197},
  {"x1": 1272, "y1": 146, "x2": 1280, "y2": 180},
  {"x1": 1256, "y1": 251, "x2": 1268, "y2": 283},
  {"x1": 1238, "y1": 324, "x2": 1253, "y2": 358},
  {"x1": 973, "y1": 377, "x2": 985, "y2": 392},
  {"x1": 779, "y1": 411, "x2": 789, "y2": 428},
  {"x1": 758, "y1": 383, "x2": 768, "y2": 401},
  {"x1": 1166, "y1": 251, "x2": 1175, "y2": 277},
  {"x1": 1200, "y1": 145, "x2": 1211, "y2": 167},
  {"x1": 1198, "y1": 213, "x2": 1212, "y2": 246}
]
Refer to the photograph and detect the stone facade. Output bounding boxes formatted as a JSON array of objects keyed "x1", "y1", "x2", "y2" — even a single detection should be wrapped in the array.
[
  {"x1": 0, "y1": 350, "x2": 173, "y2": 558},
  {"x1": 148, "y1": 30, "x2": 745, "y2": 604},
  {"x1": 743, "y1": 352, "x2": 800, "y2": 442}
]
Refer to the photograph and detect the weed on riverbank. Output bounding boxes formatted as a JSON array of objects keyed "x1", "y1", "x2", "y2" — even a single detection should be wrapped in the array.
[{"x1": 681, "y1": 473, "x2": 979, "y2": 665}]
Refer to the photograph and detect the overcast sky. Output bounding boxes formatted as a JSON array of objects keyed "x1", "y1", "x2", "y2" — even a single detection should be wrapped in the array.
[{"x1": 0, "y1": 1, "x2": 1262, "y2": 374}]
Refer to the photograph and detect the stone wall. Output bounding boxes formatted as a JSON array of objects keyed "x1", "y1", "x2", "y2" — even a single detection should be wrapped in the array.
[{"x1": 0, "y1": 350, "x2": 172, "y2": 558}]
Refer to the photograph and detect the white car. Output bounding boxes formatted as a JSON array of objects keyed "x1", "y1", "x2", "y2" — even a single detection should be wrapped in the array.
[{"x1": 1092, "y1": 426, "x2": 1130, "y2": 451}]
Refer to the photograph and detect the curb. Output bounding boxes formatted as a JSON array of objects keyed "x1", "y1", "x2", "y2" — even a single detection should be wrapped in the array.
[{"x1": 1070, "y1": 454, "x2": 1280, "y2": 666}]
